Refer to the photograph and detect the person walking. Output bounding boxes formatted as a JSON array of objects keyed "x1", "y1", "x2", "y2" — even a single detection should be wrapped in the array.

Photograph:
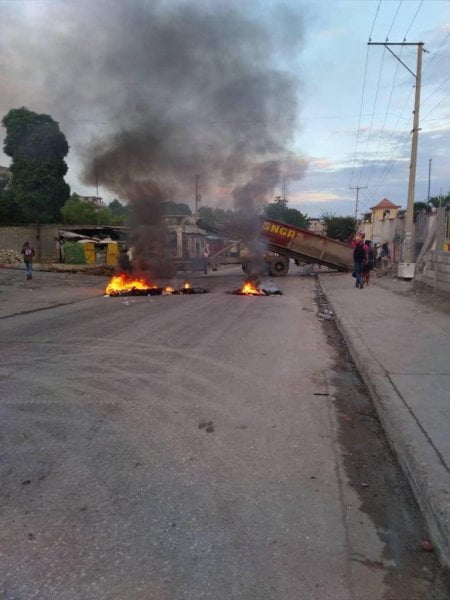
[
  {"x1": 21, "y1": 241, "x2": 35, "y2": 281},
  {"x1": 362, "y1": 240, "x2": 376, "y2": 286},
  {"x1": 353, "y1": 239, "x2": 367, "y2": 289},
  {"x1": 203, "y1": 246, "x2": 209, "y2": 275}
]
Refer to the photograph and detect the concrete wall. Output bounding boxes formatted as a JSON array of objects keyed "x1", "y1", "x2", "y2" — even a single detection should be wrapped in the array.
[
  {"x1": 0, "y1": 225, "x2": 60, "y2": 261},
  {"x1": 415, "y1": 251, "x2": 450, "y2": 293},
  {"x1": 414, "y1": 208, "x2": 450, "y2": 294}
]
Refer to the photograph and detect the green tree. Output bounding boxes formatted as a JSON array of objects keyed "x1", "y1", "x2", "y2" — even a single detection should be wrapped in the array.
[
  {"x1": 264, "y1": 202, "x2": 308, "y2": 228},
  {"x1": 428, "y1": 193, "x2": 450, "y2": 208},
  {"x1": 61, "y1": 194, "x2": 113, "y2": 225},
  {"x1": 164, "y1": 201, "x2": 192, "y2": 215},
  {"x1": 0, "y1": 167, "x2": 10, "y2": 195},
  {"x1": 322, "y1": 213, "x2": 356, "y2": 242},
  {"x1": 109, "y1": 198, "x2": 128, "y2": 217},
  {"x1": 413, "y1": 201, "x2": 430, "y2": 219},
  {"x1": 2, "y1": 107, "x2": 70, "y2": 223}
]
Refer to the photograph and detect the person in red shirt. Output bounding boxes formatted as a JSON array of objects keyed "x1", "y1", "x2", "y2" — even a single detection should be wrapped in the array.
[{"x1": 21, "y1": 241, "x2": 35, "y2": 281}]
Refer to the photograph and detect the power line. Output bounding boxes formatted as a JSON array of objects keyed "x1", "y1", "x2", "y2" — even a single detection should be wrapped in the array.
[
  {"x1": 369, "y1": 0, "x2": 382, "y2": 40},
  {"x1": 403, "y1": 0, "x2": 424, "y2": 40},
  {"x1": 421, "y1": 89, "x2": 450, "y2": 122},
  {"x1": 350, "y1": 0, "x2": 384, "y2": 187},
  {"x1": 361, "y1": 44, "x2": 404, "y2": 190},
  {"x1": 423, "y1": 31, "x2": 449, "y2": 75},
  {"x1": 349, "y1": 45, "x2": 371, "y2": 187},
  {"x1": 357, "y1": 46, "x2": 387, "y2": 186},
  {"x1": 420, "y1": 73, "x2": 450, "y2": 106},
  {"x1": 386, "y1": 0, "x2": 403, "y2": 41}
]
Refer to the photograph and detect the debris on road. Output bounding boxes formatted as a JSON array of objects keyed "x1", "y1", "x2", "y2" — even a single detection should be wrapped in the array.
[
  {"x1": 228, "y1": 279, "x2": 283, "y2": 296},
  {"x1": 0, "y1": 249, "x2": 22, "y2": 264},
  {"x1": 199, "y1": 420, "x2": 215, "y2": 433}
]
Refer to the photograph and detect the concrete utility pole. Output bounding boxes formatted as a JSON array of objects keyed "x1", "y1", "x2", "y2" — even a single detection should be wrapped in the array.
[
  {"x1": 195, "y1": 174, "x2": 201, "y2": 215},
  {"x1": 350, "y1": 185, "x2": 367, "y2": 220},
  {"x1": 368, "y1": 41, "x2": 426, "y2": 278},
  {"x1": 281, "y1": 176, "x2": 289, "y2": 204},
  {"x1": 427, "y1": 158, "x2": 432, "y2": 202}
]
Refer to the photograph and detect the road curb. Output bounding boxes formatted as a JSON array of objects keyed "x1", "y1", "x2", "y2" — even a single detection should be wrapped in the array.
[{"x1": 318, "y1": 275, "x2": 450, "y2": 569}]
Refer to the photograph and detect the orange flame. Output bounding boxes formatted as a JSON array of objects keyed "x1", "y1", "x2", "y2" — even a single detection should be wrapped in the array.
[
  {"x1": 164, "y1": 286, "x2": 175, "y2": 294},
  {"x1": 240, "y1": 280, "x2": 265, "y2": 295},
  {"x1": 183, "y1": 281, "x2": 191, "y2": 289},
  {"x1": 105, "y1": 274, "x2": 157, "y2": 295}
]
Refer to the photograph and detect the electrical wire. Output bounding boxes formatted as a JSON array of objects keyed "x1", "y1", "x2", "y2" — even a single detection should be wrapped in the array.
[
  {"x1": 359, "y1": 88, "x2": 414, "y2": 208},
  {"x1": 422, "y1": 31, "x2": 449, "y2": 75},
  {"x1": 361, "y1": 53, "x2": 402, "y2": 190},
  {"x1": 369, "y1": 0, "x2": 382, "y2": 41},
  {"x1": 357, "y1": 46, "x2": 387, "y2": 187},
  {"x1": 386, "y1": 0, "x2": 403, "y2": 41},
  {"x1": 362, "y1": 6, "x2": 407, "y2": 192},
  {"x1": 350, "y1": 0, "x2": 384, "y2": 187},
  {"x1": 349, "y1": 45, "x2": 371, "y2": 187},
  {"x1": 421, "y1": 73, "x2": 450, "y2": 107},
  {"x1": 421, "y1": 89, "x2": 450, "y2": 122},
  {"x1": 403, "y1": 0, "x2": 424, "y2": 41}
]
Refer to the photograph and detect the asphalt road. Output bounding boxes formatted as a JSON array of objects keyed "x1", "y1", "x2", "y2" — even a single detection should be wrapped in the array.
[{"x1": 0, "y1": 268, "x2": 448, "y2": 599}]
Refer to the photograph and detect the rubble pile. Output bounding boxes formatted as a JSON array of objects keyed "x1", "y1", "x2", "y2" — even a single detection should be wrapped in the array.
[{"x1": 0, "y1": 249, "x2": 22, "y2": 264}]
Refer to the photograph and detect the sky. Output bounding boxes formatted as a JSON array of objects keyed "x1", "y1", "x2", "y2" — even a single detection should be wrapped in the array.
[{"x1": 0, "y1": 0, "x2": 449, "y2": 218}]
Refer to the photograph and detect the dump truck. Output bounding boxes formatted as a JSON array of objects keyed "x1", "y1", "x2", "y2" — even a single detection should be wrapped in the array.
[{"x1": 241, "y1": 217, "x2": 354, "y2": 276}]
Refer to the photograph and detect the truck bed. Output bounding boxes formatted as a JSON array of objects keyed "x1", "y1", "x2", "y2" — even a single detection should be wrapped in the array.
[{"x1": 260, "y1": 218, "x2": 353, "y2": 272}]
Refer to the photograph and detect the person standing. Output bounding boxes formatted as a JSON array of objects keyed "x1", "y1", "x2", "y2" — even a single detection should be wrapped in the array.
[
  {"x1": 203, "y1": 246, "x2": 209, "y2": 275},
  {"x1": 21, "y1": 241, "x2": 35, "y2": 281},
  {"x1": 362, "y1": 240, "x2": 376, "y2": 286},
  {"x1": 353, "y1": 239, "x2": 367, "y2": 289}
]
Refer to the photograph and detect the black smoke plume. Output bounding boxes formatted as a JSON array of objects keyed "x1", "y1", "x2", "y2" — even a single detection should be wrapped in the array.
[{"x1": 0, "y1": 1, "x2": 307, "y2": 272}]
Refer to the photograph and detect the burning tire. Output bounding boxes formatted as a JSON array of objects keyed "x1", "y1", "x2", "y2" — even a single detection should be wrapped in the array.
[
  {"x1": 242, "y1": 259, "x2": 265, "y2": 278},
  {"x1": 269, "y1": 256, "x2": 289, "y2": 277}
]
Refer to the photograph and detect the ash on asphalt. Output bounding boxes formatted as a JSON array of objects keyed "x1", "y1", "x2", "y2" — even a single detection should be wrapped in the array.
[{"x1": 314, "y1": 281, "x2": 449, "y2": 598}]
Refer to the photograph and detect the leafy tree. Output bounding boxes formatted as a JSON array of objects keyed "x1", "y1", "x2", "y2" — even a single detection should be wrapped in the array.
[
  {"x1": 264, "y1": 202, "x2": 308, "y2": 228},
  {"x1": 1, "y1": 107, "x2": 70, "y2": 223},
  {"x1": 0, "y1": 167, "x2": 10, "y2": 195},
  {"x1": 164, "y1": 201, "x2": 192, "y2": 215},
  {"x1": 0, "y1": 189, "x2": 23, "y2": 223},
  {"x1": 109, "y1": 198, "x2": 128, "y2": 217},
  {"x1": 428, "y1": 193, "x2": 450, "y2": 208},
  {"x1": 322, "y1": 213, "x2": 356, "y2": 242},
  {"x1": 413, "y1": 201, "x2": 430, "y2": 219},
  {"x1": 61, "y1": 194, "x2": 113, "y2": 225}
]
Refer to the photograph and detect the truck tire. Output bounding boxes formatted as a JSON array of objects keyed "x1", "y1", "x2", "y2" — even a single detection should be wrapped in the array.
[{"x1": 269, "y1": 257, "x2": 289, "y2": 277}]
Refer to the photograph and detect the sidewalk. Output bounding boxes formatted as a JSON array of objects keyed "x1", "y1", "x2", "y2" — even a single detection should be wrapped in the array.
[{"x1": 319, "y1": 272, "x2": 450, "y2": 569}]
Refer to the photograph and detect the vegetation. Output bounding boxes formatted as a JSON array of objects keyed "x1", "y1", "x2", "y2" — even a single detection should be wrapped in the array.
[
  {"x1": 0, "y1": 107, "x2": 70, "y2": 223},
  {"x1": 264, "y1": 200, "x2": 308, "y2": 228},
  {"x1": 61, "y1": 194, "x2": 126, "y2": 226},
  {"x1": 322, "y1": 213, "x2": 356, "y2": 242},
  {"x1": 164, "y1": 201, "x2": 192, "y2": 215}
]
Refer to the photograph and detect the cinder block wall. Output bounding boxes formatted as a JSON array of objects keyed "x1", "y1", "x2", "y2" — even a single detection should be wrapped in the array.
[
  {"x1": 0, "y1": 225, "x2": 60, "y2": 260},
  {"x1": 415, "y1": 250, "x2": 450, "y2": 294}
]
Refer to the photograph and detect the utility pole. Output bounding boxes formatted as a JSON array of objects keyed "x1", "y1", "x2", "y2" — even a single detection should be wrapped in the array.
[
  {"x1": 195, "y1": 174, "x2": 201, "y2": 215},
  {"x1": 368, "y1": 41, "x2": 426, "y2": 277},
  {"x1": 281, "y1": 176, "x2": 289, "y2": 204},
  {"x1": 427, "y1": 158, "x2": 432, "y2": 202},
  {"x1": 350, "y1": 185, "x2": 367, "y2": 220}
]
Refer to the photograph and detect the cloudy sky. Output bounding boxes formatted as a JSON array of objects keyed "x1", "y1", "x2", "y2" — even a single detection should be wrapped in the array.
[{"x1": 0, "y1": 0, "x2": 449, "y2": 217}]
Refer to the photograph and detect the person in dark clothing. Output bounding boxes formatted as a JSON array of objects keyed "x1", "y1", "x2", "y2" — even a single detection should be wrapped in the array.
[
  {"x1": 353, "y1": 240, "x2": 367, "y2": 289},
  {"x1": 362, "y1": 240, "x2": 376, "y2": 286},
  {"x1": 117, "y1": 247, "x2": 133, "y2": 273},
  {"x1": 21, "y1": 241, "x2": 35, "y2": 280}
]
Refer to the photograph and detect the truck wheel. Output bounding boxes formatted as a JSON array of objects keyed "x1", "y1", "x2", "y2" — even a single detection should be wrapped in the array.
[{"x1": 269, "y1": 257, "x2": 289, "y2": 277}]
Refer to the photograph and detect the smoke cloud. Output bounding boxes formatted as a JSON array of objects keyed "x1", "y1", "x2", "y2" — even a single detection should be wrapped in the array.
[{"x1": 0, "y1": 0, "x2": 307, "y2": 272}]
